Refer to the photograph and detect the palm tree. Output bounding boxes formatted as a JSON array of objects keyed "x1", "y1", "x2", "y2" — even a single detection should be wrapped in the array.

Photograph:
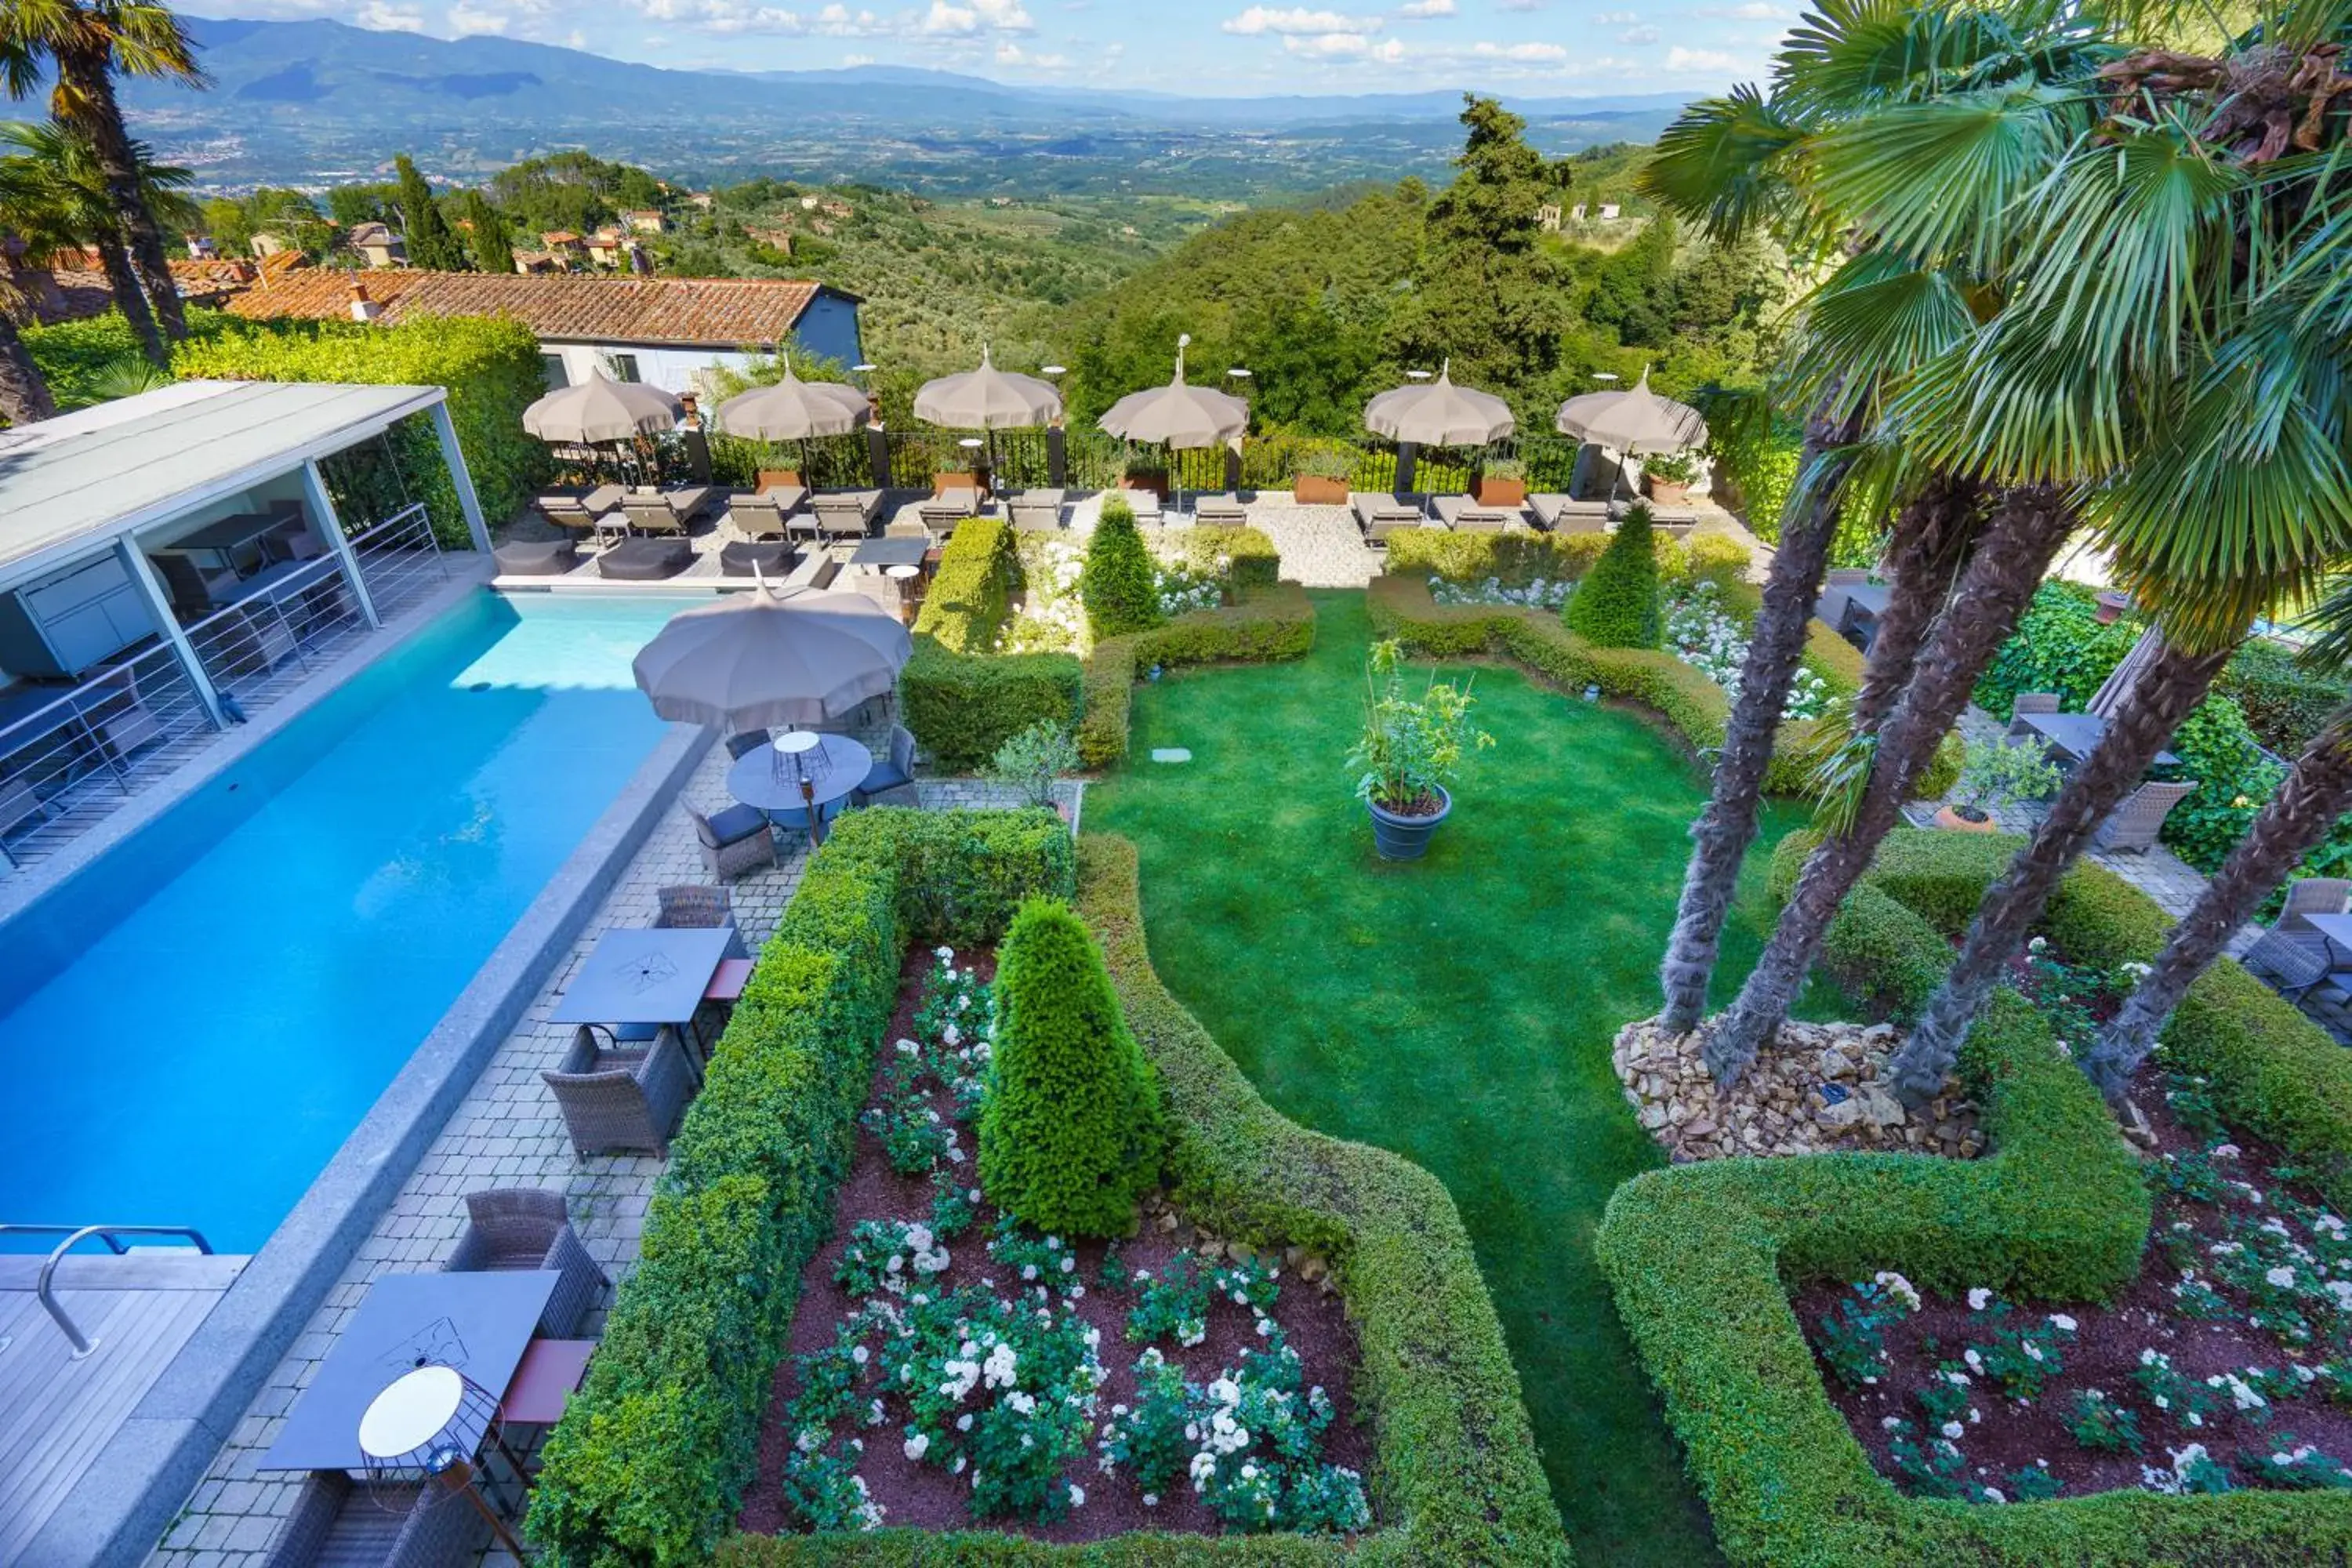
[
  {"x1": 1644, "y1": 0, "x2": 2119, "y2": 1067},
  {"x1": 1880, "y1": 17, "x2": 2352, "y2": 1102},
  {"x1": 0, "y1": 0, "x2": 206, "y2": 343},
  {"x1": 0, "y1": 235, "x2": 60, "y2": 423},
  {"x1": 0, "y1": 119, "x2": 195, "y2": 365}
]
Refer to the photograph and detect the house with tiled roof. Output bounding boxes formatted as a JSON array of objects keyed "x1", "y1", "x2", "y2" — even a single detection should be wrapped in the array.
[
  {"x1": 223, "y1": 268, "x2": 864, "y2": 396},
  {"x1": 344, "y1": 223, "x2": 405, "y2": 269}
]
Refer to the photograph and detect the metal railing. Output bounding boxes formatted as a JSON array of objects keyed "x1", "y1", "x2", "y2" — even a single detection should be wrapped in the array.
[
  {"x1": 183, "y1": 556, "x2": 368, "y2": 718},
  {"x1": 0, "y1": 1223, "x2": 216, "y2": 1357},
  {"x1": 350, "y1": 503, "x2": 448, "y2": 620},
  {"x1": 0, "y1": 642, "x2": 216, "y2": 870}
]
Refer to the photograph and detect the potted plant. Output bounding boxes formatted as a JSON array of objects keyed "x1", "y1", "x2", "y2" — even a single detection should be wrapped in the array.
[
  {"x1": 1643, "y1": 450, "x2": 1699, "y2": 505},
  {"x1": 1935, "y1": 735, "x2": 2064, "y2": 833},
  {"x1": 1121, "y1": 452, "x2": 1167, "y2": 499},
  {"x1": 1293, "y1": 447, "x2": 1355, "y2": 506},
  {"x1": 986, "y1": 720, "x2": 1083, "y2": 826},
  {"x1": 1348, "y1": 639, "x2": 1494, "y2": 860},
  {"x1": 1475, "y1": 456, "x2": 1528, "y2": 508}
]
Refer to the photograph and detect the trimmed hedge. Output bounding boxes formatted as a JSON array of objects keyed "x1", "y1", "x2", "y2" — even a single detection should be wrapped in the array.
[
  {"x1": 527, "y1": 808, "x2": 1076, "y2": 1568},
  {"x1": 902, "y1": 644, "x2": 1087, "y2": 775},
  {"x1": 1385, "y1": 528, "x2": 1610, "y2": 587},
  {"x1": 1605, "y1": 826, "x2": 2352, "y2": 1563},
  {"x1": 913, "y1": 516, "x2": 1018, "y2": 655},
  {"x1": 1367, "y1": 576, "x2": 1959, "y2": 797},
  {"x1": 1158, "y1": 524, "x2": 1282, "y2": 593},
  {"x1": 172, "y1": 314, "x2": 551, "y2": 546},
  {"x1": 1076, "y1": 586, "x2": 1318, "y2": 768},
  {"x1": 1563, "y1": 504, "x2": 1661, "y2": 648}
]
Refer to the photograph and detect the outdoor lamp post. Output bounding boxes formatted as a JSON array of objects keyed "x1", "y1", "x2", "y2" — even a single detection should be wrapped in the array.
[{"x1": 771, "y1": 730, "x2": 833, "y2": 844}]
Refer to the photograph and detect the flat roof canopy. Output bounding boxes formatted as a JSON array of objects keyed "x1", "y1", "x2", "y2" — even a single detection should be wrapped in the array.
[{"x1": 0, "y1": 379, "x2": 445, "y2": 583}]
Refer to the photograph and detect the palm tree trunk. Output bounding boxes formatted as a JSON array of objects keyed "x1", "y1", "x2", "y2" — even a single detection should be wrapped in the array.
[
  {"x1": 0, "y1": 308, "x2": 57, "y2": 424},
  {"x1": 1851, "y1": 476, "x2": 1982, "y2": 731},
  {"x1": 1704, "y1": 484, "x2": 2078, "y2": 1084},
  {"x1": 58, "y1": 52, "x2": 185, "y2": 346},
  {"x1": 95, "y1": 233, "x2": 164, "y2": 367},
  {"x1": 2078, "y1": 716, "x2": 2352, "y2": 1102},
  {"x1": 1887, "y1": 637, "x2": 2237, "y2": 1105},
  {"x1": 1658, "y1": 397, "x2": 1861, "y2": 1032}
]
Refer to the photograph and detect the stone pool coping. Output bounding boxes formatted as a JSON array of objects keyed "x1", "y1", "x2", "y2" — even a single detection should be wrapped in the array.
[{"x1": 31, "y1": 715, "x2": 714, "y2": 1568}]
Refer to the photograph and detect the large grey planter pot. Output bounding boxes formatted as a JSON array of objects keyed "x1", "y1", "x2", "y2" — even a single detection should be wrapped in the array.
[{"x1": 1367, "y1": 786, "x2": 1451, "y2": 861}]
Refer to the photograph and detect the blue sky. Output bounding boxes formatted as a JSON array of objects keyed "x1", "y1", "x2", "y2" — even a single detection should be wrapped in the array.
[{"x1": 189, "y1": 0, "x2": 1788, "y2": 95}]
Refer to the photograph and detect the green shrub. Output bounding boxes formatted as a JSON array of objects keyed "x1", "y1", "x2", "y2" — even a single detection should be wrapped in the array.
[
  {"x1": 901, "y1": 642, "x2": 1085, "y2": 775},
  {"x1": 2220, "y1": 637, "x2": 2350, "y2": 756},
  {"x1": 1157, "y1": 524, "x2": 1282, "y2": 593},
  {"x1": 1076, "y1": 586, "x2": 1317, "y2": 768},
  {"x1": 528, "y1": 808, "x2": 1073, "y2": 1568},
  {"x1": 2156, "y1": 695, "x2": 2281, "y2": 873},
  {"x1": 1385, "y1": 527, "x2": 1610, "y2": 588},
  {"x1": 1679, "y1": 531, "x2": 1753, "y2": 590},
  {"x1": 980, "y1": 898, "x2": 1165, "y2": 1237},
  {"x1": 1970, "y1": 583, "x2": 2144, "y2": 720},
  {"x1": 913, "y1": 517, "x2": 1016, "y2": 654},
  {"x1": 1563, "y1": 503, "x2": 1662, "y2": 648},
  {"x1": 172, "y1": 314, "x2": 551, "y2": 546},
  {"x1": 1083, "y1": 499, "x2": 1163, "y2": 637}
]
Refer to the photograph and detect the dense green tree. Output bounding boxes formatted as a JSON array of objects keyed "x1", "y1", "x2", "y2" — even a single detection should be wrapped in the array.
[
  {"x1": 394, "y1": 154, "x2": 467, "y2": 271},
  {"x1": 1581, "y1": 213, "x2": 1679, "y2": 348},
  {"x1": 978, "y1": 897, "x2": 1163, "y2": 1238},
  {"x1": 325, "y1": 180, "x2": 400, "y2": 230},
  {"x1": 1080, "y1": 499, "x2": 1162, "y2": 637},
  {"x1": 1563, "y1": 503, "x2": 1662, "y2": 648},
  {"x1": 0, "y1": 0, "x2": 205, "y2": 340},
  {"x1": 459, "y1": 189, "x2": 514, "y2": 274},
  {"x1": 2, "y1": 119, "x2": 194, "y2": 365}
]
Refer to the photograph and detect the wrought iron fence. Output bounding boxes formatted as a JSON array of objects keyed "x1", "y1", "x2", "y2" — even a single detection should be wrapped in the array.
[
  {"x1": 350, "y1": 503, "x2": 449, "y2": 621},
  {"x1": 0, "y1": 641, "x2": 216, "y2": 869}
]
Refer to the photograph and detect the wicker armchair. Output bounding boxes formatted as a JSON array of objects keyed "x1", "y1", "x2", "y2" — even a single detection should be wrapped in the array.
[
  {"x1": 543, "y1": 1024, "x2": 697, "y2": 1158},
  {"x1": 655, "y1": 884, "x2": 732, "y2": 929},
  {"x1": 2008, "y1": 692, "x2": 2062, "y2": 737},
  {"x1": 2247, "y1": 927, "x2": 2333, "y2": 999},
  {"x1": 685, "y1": 802, "x2": 776, "y2": 882},
  {"x1": 853, "y1": 725, "x2": 919, "y2": 808},
  {"x1": 260, "y1": 1471, "x2": 487, "y2": 1568},
  {"x1": 442, "y1": 1187, "x2": 608, "y2": 1338},
  {"x1": 2092, "y1": 779, "x2": 2198, "y2": 852},
  {"x1": 2279, "y1": 877, "x2": 2352, "y2": 935},
  {"x1": 724, "y1": 728, "x2": 771, "y2": 760}
]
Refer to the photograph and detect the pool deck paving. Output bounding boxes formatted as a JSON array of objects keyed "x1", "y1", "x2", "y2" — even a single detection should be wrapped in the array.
[{"x1": 140, "y1": 757, "x2": 1071, "y2": 1568}]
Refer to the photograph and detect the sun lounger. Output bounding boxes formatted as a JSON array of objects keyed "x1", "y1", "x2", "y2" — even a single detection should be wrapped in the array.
[
  {"x1": 812, "y1": 489, "x2": 884, "y2": 539},
  {"x1": 1011, "y1": 488, "x2": 1066, "y2": 532},
  {"x1": 660, "y1": 485, "x2": 725, "y2": 526},
  {"x1": 1191, "y1": 492, "x2": 1248, "y2": 526},
  {"x1": 621, "y1": 496, "x2": 687, "y2": 537},
  {"x1": 1645, "y1": 506, "x2": 1700, "y2": 538},
  {"x1": 728, "y1": 489, "x2": 804, "y2": 541},
  {"x1": 536, "y1": 492, "x2": 620, "y2": 543},
  {"x1": 1116, "y1": 487, "x2": 1163, "y2": 524},
  {"x1": 1351, "y1": 492, "x2": 1428, "y2": 544},
  {"x1": 1435, "y1": 495, "x2": 1521, "y2": 533},
  {"x1": 919, "y1": 486, "x2": 980, "y2": 537},
  {"x1": 1528, "y1": 494, "x2": 1610, "y2": 534}
]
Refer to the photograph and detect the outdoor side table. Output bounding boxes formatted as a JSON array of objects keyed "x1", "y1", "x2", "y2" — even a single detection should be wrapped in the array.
[
  {"x1": 259, "y1": 1270, "x2": 559, "y2": 1473},
  {"x1": 498, "y1": 1337, "x2": 597, "y2": 1426}
]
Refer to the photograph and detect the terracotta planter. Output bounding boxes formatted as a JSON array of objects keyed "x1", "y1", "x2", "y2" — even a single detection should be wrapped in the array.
[
  {"x1": 1476, "y1": 477, "x2": 1527, "y2": 508},
  {"x1": 1294, "y1": 474, "x2": 1350, "y2": 506},
  {"x1": 1123, "y1": 474, "x2": 1167, "y2": 500},
  {"x1": 1647, "y1": 478, "x2": 1692, "y2": 505},
  {"x1": 757, "y1": 468, "x2": 803, "y2": 492},
  {"x1": 934, "y1": 470, "x2": 980, "y2": 497},
  {"x1": 1934, "y1": 804, "x2": 2002, "y2": 833},
  {"x1": 2096, "y1": 590, "x2": 2132, "y2": 625}
]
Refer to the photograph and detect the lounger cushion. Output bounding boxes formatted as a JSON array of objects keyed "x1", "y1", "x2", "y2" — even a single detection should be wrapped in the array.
[
  {"x1": 494, "y1": 538, "x2": 579, "y2": 576},
  {"x1": 597, "y1": 538, "x2": 694, "y2": 581},
  {"x1": 706, "y1": 802, "x2": 771, "y2": 844},
  {"x1": 720, "y1": 540, "x2": 796, "y2": 577}
]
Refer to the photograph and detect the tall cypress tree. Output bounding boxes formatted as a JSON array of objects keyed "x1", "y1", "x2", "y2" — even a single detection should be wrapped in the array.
[
  {"x1": 461, "y1": 190, "x2": 515, "y2": 274},
  {"x1": 394, "y1": 154, "x2": 467, "y2": 270}
]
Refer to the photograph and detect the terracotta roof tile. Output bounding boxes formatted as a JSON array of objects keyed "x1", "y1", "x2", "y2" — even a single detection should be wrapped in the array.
[{"x1": 224, "y1": 269, "x2": 838, "y2": 349}]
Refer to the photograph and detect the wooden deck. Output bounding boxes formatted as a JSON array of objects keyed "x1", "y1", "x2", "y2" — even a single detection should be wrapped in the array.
[{"x1": 0, "y1": 1250, "x2": 245, "y2": 1565}]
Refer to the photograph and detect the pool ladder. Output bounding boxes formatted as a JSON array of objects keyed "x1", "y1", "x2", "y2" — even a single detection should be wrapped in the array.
[{"x1": 0, "y1": 1223, "x2": 215, "y2": 1359}]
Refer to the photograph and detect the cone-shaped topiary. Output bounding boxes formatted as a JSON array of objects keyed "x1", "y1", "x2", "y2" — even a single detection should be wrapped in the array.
[
  {"x1": 1564, "y1": 501, "x2": 1662, "y2": 648},
  {"x1": 1081, "y1": 499, "x2": 1163, "y2": 637},
  {"x1": 979, "y1": 897, "x2": 1164, "y2": 1237}
]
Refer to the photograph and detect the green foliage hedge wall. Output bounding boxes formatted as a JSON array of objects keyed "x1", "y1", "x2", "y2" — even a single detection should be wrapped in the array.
[{"x1": 172, "y1": 314, "x2": 551, "y2": 547}]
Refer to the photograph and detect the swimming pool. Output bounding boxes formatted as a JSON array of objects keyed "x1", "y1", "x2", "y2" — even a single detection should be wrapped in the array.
[{"x1": 0, "y1": 592, "x2": 689, "y2": 1253}]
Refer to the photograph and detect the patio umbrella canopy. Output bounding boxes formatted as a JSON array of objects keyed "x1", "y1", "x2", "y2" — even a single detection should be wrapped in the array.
[
  {"x1": 1363, "y1": 360, "x2": 1515, "y2": 447},
  {"x1": 631, "y1": 582, "x2": 913, "y2": 731},
  {"x1": 913, "y1": 346, "x2": 1063, "y2": 430},
  {"x1": 1553, "y1": 366, "x2": 1708, "y2": 455},
  {"x1": 1098, "y1": 342, "x2": 1249, "y2": 449},
  {"x1": 715, "y1": 358, "x2": 869, "y2": 441},
  {"x1": 523, "y1": 368, "x2": 684, "y2": 444}
]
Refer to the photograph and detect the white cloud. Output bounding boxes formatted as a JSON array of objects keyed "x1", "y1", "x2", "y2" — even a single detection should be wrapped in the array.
[
  {"x1": 1664, "y1": 43, "x2": 1737, "y2": 70},
  {"x1": 1494, "y1": 0, "x2": 1542, "y2": 9},
  {"x1": 843, "y1": 49, "x2": 875, "y2": 61},
  {"x1": 1617, "y1": 24, "x2": 1657, "y2": 42},
  {"x1": 994, "y1": 37, "x2": 1066, "y2": 64},
  {"x1": 1281, "y1": 28, "x2": 1403, "y2": 57},
  {"x1": 357, "y1": 1, "x2": 426, "y2": 29},
  {"x1": 1697, "y1": 2, "x2": 1784, "y2": 14},
  {"x1": 1463, "y1": 38, "x2": 1567, "y2": 60},
  {"x1": 1222, "y1": 5, "x2": 1383, "y2": 35},
  {"x1": 445, "y1": 0, "x2": 508, "y2": 30},
  {"x1": 1592, "y1": 9, "x2": 1636, "y2": 20},
  {"x1": 1396, "y1": 0, "x2": 1454, "y2": 15}
]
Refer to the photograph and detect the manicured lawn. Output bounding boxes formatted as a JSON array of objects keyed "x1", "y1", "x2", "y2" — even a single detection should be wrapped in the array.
[{"x1": 1083, "y1": 590, "x2": 1827, "y2": 1568}]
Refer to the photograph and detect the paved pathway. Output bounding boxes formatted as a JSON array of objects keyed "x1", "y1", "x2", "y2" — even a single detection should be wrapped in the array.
[{"x1": 145, "y1": 755, "x2": 1065, "y2": 1568}]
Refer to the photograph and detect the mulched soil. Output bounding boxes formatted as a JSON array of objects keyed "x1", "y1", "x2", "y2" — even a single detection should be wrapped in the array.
[
  {"x1": 738, "y1": 944, "x2": 1371, "y2": 1541},
  {"x1": 1792, "y1": 1060, "x2": 2352, "y2": 1499}
]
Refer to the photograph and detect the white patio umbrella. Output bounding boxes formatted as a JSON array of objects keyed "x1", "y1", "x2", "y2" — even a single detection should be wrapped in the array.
[
  {"x1": 1098, "y1": 338, "x2": 1249, "y2": 512},
  {"x1": 714, "y1": 357, "x2": 869, "y2": 441},
  {"x1": 1364, "y1": 359, "x2": 1515, "y2": 447},
  {"x1": 913, "y1": 345, "x2": 1063, "y2": 430},
  {"x1": 1553, "y1": 365, "x2": 1708, "y2": 455},
  {"x1": 523, "y1": 367, "x2": 683, "y2": 444},
  {"x1": 630, "y1": 579, "x2": 913, "y2": 731}
]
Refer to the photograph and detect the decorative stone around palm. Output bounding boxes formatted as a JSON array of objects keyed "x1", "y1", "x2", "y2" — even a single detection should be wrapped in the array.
[{"x1": 1612, "y1": 1018, "x2": 1983, "y2": 1162}]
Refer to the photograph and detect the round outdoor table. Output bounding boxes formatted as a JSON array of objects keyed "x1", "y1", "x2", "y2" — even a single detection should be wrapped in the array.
[{"x1": 726, "y1": 732, "x2": 873, "y2": 835}]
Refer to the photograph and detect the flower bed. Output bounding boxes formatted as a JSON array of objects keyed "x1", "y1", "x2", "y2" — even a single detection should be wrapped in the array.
[
  {"x1": 743, "y1": 946, "x2": 1372, "y2": 1543},
  {"x1": 1667, "y1": 582, "x2": 1832, "y2": 720},
  {"x1": 1796, "y1": 1062, "x2": 2352, "y2": 1505},
  {"x1": 1429, "y1": 575, "x2": 1573, "y2": 611},
  {"x1": 1000, "y1": 535, "x2": 1087, "y2": 655}
]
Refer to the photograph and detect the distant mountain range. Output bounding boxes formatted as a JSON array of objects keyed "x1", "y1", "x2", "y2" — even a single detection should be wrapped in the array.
[{"x1": 112, "y1": 17, "x2": 1693, "y2": 196}]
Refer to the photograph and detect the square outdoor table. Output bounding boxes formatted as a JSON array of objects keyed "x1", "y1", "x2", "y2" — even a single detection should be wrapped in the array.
[
  {"x1": 2017, "y1": 711, "x2": 2182, "y2": 768},
  {"x1": 850, "y1": 535, "x2": 931, "y2": 568},
  {"x1": 550, "y1": 927, "x2": 742, "y2": 1039},
  {"x1": 2302, "y1": 913, "x2": 2352, "y2": 970},
  {"x1": 259, "y1": 1270, "x2": 558, "y2": 1472}
]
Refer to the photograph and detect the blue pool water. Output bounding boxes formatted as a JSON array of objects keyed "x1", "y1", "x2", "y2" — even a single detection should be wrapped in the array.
[{"x1": 0, "y1": 592, "x2": 688, "y2": 1253}]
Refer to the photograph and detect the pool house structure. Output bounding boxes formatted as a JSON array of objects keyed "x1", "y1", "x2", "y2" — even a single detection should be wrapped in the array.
[{"x1": 0, "y1": 379, "x2": 486, "y2": 877}]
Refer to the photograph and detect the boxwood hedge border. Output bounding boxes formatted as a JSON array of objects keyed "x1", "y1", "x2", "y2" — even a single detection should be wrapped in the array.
[{"x1": 1593, "y1": 826, "x2": 2352, "y2": 1565}]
